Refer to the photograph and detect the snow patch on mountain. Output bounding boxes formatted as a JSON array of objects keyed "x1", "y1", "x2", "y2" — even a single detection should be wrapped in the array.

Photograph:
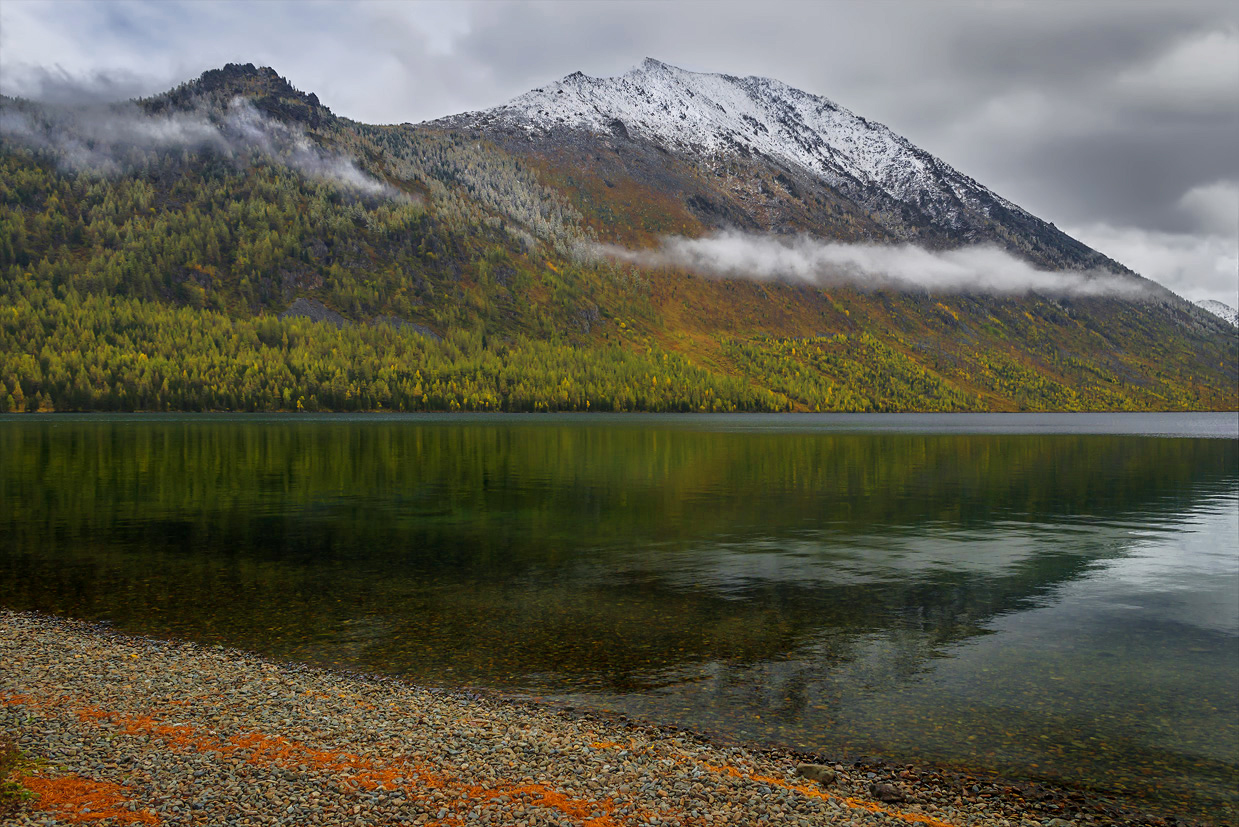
[
  {"x1": 436, "y1": 58, "x2": 1027, "y2": 230},
  {"x1": 1196, "y1": 299, "x2": 1239, "y2": 327}
]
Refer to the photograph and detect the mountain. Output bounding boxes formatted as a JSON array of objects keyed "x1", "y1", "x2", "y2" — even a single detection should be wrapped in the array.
[
  {"x1": 434, "y1": 58, "x2": 1137, "y2": 276},
  {"x1": 0, "y1": 62, "x2": 1234, "y2": 413},
  {"x1": 1196, "y1": 300, "x2": 1239, "y2": 328}
]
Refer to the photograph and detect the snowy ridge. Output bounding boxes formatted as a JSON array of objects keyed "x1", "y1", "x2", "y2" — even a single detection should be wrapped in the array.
[
  {"x1": 436, "y1": 58, "x2": 1029, "y2": 230},
  {"x1": 1196, "y1": 300, "x2": 1239, "y2": 327}
]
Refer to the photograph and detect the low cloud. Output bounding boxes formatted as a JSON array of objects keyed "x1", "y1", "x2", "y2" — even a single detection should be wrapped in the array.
[
  {"x1": 587, "y1": 232, "x2": 1153, "y2": 298},
  {"x1": 220, "y1": 100, "x2": 396, "y2": 196},
  {"x1": 0, "y1": 95, "x2": 400, "y2": 198}
]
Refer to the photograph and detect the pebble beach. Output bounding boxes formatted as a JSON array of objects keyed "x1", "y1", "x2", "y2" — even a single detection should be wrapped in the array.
[{"x1": 0, "y1": 611, "x2": 1202, "y2": 826}]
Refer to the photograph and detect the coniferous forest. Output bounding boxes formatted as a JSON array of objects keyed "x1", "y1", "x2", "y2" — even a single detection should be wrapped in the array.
[{"x1": 1, "y1": 65, "x2": 1234, "y2": 413}]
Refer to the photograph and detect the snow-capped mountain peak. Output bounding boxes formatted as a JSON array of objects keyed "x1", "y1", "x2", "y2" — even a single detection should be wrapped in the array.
[{"x1": 435, "y1": 58, "x2": 1022, "y2": 230}]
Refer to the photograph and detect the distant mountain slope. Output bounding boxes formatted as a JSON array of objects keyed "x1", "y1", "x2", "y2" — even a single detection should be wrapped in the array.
[{"x1": 0, "y1": 63, "x2": 1235, "y2": 413}]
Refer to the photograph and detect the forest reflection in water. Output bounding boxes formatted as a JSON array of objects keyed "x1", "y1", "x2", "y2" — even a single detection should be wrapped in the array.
[{"x1": 1, "y1": 413, "x2": 1235, "y2": 820}]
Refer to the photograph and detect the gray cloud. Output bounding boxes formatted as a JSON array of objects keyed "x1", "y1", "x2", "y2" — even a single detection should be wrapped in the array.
[
  {"x1": 587, "y1": 233, "x2": 1153, "y2": 299},
  {"x1": 0, "y1": 0, "x2": 1234, "y2": 301},
  {"x1": 1066, "y1": 222, "x2": 1238, "y2": 309},
  {"x1": 1177, "y1": 180, "x2": 1239, "y2": 237},
  {"x1": 0, "y1": 65, "x2": 158, "y2": 106}
]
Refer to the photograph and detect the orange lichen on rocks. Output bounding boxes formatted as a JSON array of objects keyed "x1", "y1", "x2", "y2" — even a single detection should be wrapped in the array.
[
  {"x1": 77, "y1": 707, "x2": 220, "y2": 753},
  {"x1": 705, "y1": 762, "x2": 957, "y2": 827},
  {"x1": 224, "y1": 731, "x2": 624, "y2": 826},
  {"x1": 60, "y1": 702, "x2": 628, "y2": 826},
  {"x1": 502, "y1": 784, "x2": 617, "y2": 825},
  {"x1": 21, "y1": 771, "x2": 160, "y2": 825},
  {"x1": 9, "y1": 687, "x2": 954, "y2": 827},
  {"x1": 228, "y1": 729, "x2": 413, "y2": 792}
]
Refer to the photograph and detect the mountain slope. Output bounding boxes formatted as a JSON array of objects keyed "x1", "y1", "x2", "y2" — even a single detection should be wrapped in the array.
[
  {"x1": 0, "y1": 63, "x2": 1234, "y2": 413},
  {"x1": 439, "y1": 57, "x2": 1025, "y2": 232},
  {"x1": 434, "y1": 58, "x2": 1138, "y2": 277}
]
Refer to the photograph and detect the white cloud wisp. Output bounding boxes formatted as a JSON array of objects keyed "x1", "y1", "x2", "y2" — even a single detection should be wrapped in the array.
[
  {"x1": 587, "y1": 232, "x2": 1154, "y2": 299},
  {"x1": 0, "y1": 96, "x2": 401, "y2": 198}
]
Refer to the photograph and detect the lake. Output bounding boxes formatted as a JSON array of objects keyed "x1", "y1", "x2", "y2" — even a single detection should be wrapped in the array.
[{"x1": 1, "y1": 412, "x2": 1236, "y2": 820}]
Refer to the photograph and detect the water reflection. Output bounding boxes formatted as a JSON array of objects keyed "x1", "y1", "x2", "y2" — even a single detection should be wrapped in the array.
[{"x1": 0, "y1": 414, "x2": 1235, "y2": 820}]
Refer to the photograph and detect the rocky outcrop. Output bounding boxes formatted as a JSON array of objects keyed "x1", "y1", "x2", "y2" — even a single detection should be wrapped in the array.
[{"x1": 280, "y1": 298, "x2": 348, "y2": 327}]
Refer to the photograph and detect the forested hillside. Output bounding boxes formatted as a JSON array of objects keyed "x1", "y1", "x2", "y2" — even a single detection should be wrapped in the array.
[{"x1": 0, "y1": 64, "x2": 1234, "y2": 412}]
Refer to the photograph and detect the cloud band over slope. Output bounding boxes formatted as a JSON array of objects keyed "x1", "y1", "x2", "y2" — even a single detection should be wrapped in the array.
[
  {"x1": 0, "y1": 97, "x2": 398, "y2": 197},
  {"x1": 589, "y1": 232, "x2": 1152, "y2": 298}
]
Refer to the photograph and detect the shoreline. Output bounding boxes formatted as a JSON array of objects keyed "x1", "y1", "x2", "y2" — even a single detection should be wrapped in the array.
[{"x1": 1, "y1": 611, "x2": 1211, "y2": 826}]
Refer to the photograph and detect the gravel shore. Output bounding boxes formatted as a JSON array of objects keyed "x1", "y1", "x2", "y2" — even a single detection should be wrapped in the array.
[{"x1": 0, "y1": 611, "x2": 1199, "y2": 826}]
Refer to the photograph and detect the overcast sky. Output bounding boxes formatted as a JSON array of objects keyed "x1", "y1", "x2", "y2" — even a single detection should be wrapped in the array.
[{"x1": 2, "y1": 0, "x2": 1235, "y2": 305}]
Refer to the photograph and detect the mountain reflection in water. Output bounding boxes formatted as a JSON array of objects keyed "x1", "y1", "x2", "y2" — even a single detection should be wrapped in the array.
[{"x1": 1, "y1": 413, "x2": 1235, "y2": 821}]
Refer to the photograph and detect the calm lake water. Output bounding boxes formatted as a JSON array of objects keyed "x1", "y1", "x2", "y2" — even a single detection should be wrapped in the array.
[{"x1": 1, "y1": 413, "x2": 1236, "y2": 820}]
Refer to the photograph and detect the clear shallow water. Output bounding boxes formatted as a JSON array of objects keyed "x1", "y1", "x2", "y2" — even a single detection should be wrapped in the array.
[{"x1": 1, "y1": 413, "x2": 1236, "y2": 820}]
